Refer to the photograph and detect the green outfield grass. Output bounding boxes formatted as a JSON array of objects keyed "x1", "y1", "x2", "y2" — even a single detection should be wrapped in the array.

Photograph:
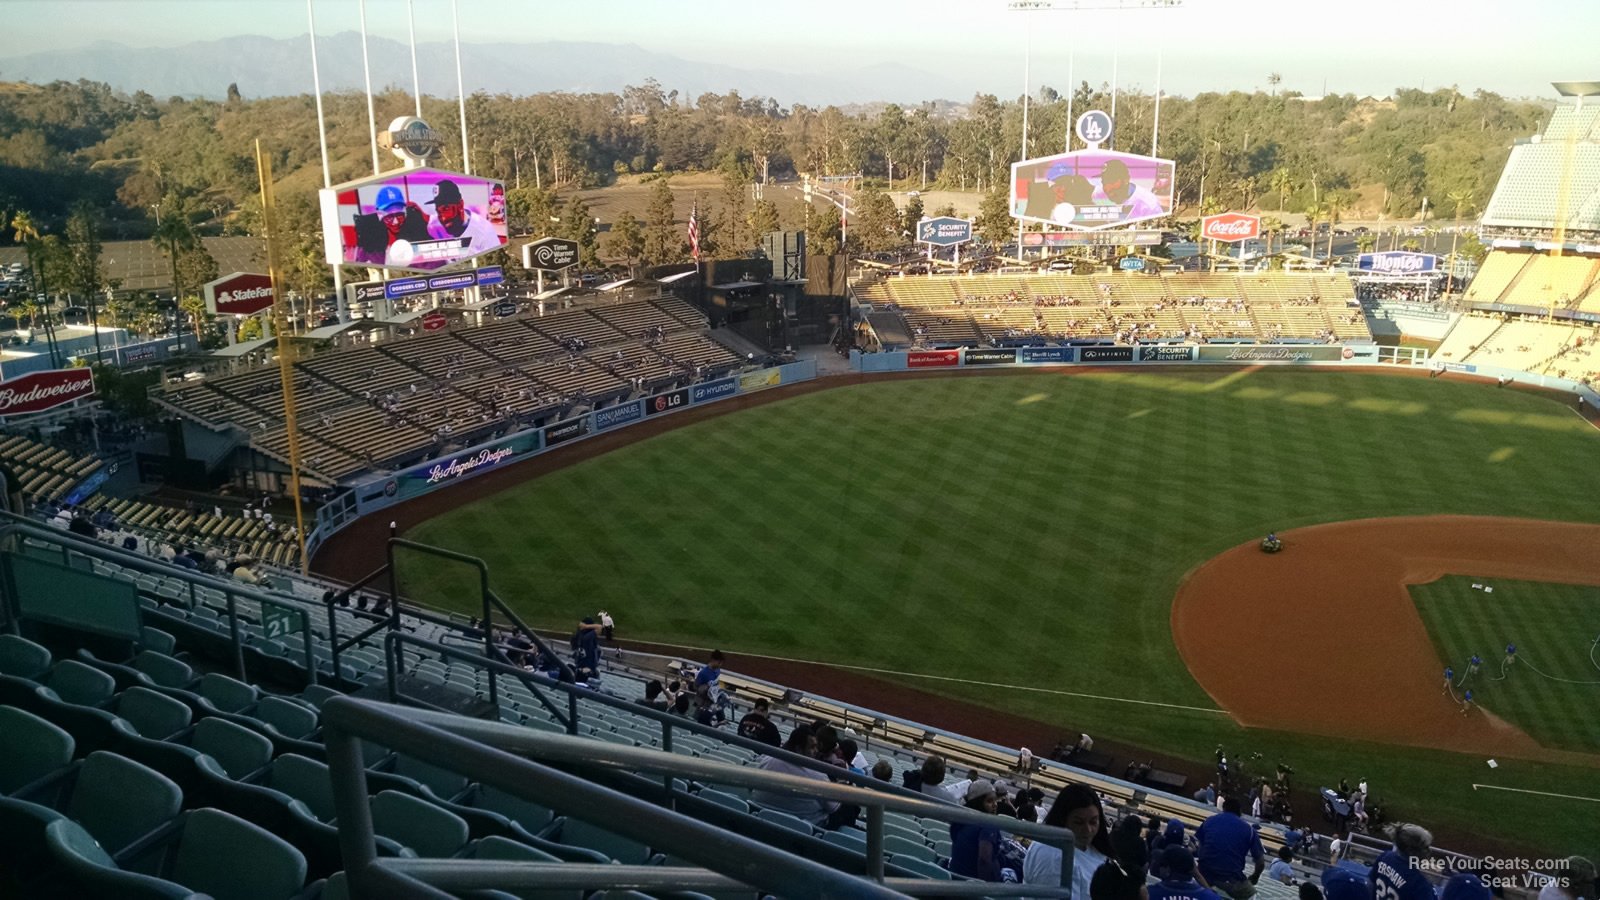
[
  {"x1": 399, "y1": 369, "x2": 1600, "y2": 854},
  {"x1": 1412, "y1": 576, "x2": 1600, "y2": 754}
]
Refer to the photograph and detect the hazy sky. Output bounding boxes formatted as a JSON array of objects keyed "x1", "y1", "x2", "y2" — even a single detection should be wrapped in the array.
[{"x1": 3, "y1": 0, "x2": 1597, "y2": 99}]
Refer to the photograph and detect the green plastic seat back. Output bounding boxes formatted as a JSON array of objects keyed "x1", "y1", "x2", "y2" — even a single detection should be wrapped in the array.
[
  {"x1": 370, "y1": 789, "x2": 470, "y2": 858},
  {"x1": 472, "y1": 836, "x2": 583, "y2": 900},
  {"x1": 198, "y1": 672, "x2": 258, "y2": 714},
  {"x1": 475, "y1": 785, "x2": 555, "y2": 831},
  {"x1": 170, "y1": 807, "x2": 307, "y2": 900},
  {"x1": 0, "y1": 705, "x2": 75, "y2": 793},
  {"x1": 0, "y1": 795, "x2": 67, "y2": 886},
  {"x1": 0, "y1": 634, "x2": 51, "y2": 679},
  {"x1": 192, "y1": 717, "x2": 274, "y2": 780},
  {"x1": 561, "y1": 817, "x2": 652, "y2": 864},
  {"x1": 43, "y1": 818, "x2": 194, "y2": 900},
  {"x1": 394, "y1": 753, "x2": 469, "y2": 800},
  {"x1": 298, "y1": 684, "x2": 341, "y2": 709},
  {"x1": 45, "y1": 660, "x2": 118, "y2": 707},
  {"x1": 268, "y1": 754, "x2": 335, "y2": 822},
  {"x1": 254, "y1": 696, "x2": 317, "y2": 740},
  {"x1": 116, "y1": 686, "x2": 193, "y2": 739},
  {"x1": 131, "y1": 651, "x2": 194, "y2": 689},
  {"x1": 140, "y1": 627, "x2": 177, "y2": 655},
  {"x1": 68, "y1": 751, "x2": 183, "y2": 857}
]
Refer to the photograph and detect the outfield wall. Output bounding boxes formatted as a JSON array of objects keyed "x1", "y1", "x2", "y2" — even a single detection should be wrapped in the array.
[
  {"x1": 854, "y1": 343, "x2": 1384, "y2": 370},
  {"x1": 303, "y1": 359, "x2": 818, "y2": 559}
]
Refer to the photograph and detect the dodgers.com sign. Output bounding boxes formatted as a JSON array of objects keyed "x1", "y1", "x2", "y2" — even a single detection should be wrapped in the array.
[
  {"x1": 384, "y1": 265, "x2": 505, "y2": 300},
  {"x1": 1358, "y1": 252, "x2": 1436, "y2": 274},
  {"x1": 915, "y1": 217, "x2": 973, "y2": 247}
]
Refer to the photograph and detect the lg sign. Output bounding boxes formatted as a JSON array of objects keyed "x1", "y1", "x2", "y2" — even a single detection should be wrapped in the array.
[
  {"x1": 203, "y1": 273, "x2": 276, "y2": 316},
  {"x1": 1201, "y1": 213, "x2": 1261, "y2": 243}
]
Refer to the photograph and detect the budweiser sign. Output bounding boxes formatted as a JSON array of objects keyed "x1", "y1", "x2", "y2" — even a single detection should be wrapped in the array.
[
  {"x1": 203, "y1": 272, "x2": 276, "y2": 316},
  {"x1": 0, "y1": 368, "x2": 95, "y2": 416},
  {"x1": 1201, "y1": 213, "x2": 1261, "y2": 243}
]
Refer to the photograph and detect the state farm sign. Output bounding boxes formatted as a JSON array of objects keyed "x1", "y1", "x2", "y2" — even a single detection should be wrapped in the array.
[
  {"x1": 0, "y1": 368, "x2": 95, "y2": 416},
  {"x1": 1201, "y1": 213, "x2": 1261, "y2": 243},
  {"x1": 203, "y1": 272, "x2": 276, "y2": 316}
]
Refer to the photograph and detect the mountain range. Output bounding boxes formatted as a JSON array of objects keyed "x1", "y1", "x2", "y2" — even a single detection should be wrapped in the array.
[{"x1": 0, "y1": 32, "x2": 976, "y2": 107}]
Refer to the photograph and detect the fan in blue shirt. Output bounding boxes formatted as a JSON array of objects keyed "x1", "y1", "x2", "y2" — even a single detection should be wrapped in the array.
[
  {"x1": 1195, "y1": 798, "x2": 1266, "y2": 895},
  {"x1": 1371, "y1": 824, "x2": 1438, "y2": 900},
  {"x1": 1150, "y1": 846, "x2": 1224, "y2": 900}
]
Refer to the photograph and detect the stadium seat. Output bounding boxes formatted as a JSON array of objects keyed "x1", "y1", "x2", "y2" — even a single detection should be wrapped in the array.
[
  {"x1": 168, "y1": 807, "x2": 309, "y2": 900},
  {"x1": 114, "y1": 686, "x2": 194, "y2": 740},
  {"x1": 695, "y1": 788, "x2": 750, "y2": 814},
  {"x1": 0, "y1": 634, "x2": 51, "y2": 679},
  {"x1": 262, "y1": 754, "x2": 336, "y2": 822},
  {"x1": 371, "y1": 789, "x2": 471, "y2": 858},
  {"x1": 822, "y1": 829, "x2": 867, "y2": 851},
  {"x1": 391, "y1": 753, "x2": 471, "y2": 802},
  {"x1": 753, "y1": 808, "x2": 813, "y2": 835},
  {"x1": 893, "y1": 855, "x2": 953, "y2": 880},
  {"x1": 883, "y1": 833, "x2": 936, "y2": 862},
  {"x1": 131, "y1": 651, "x2": 196, "y2": 689},
  {"x1": 44, "y1": 818, "x2": 193, "y2": 899},
  {"x1": 560, "y1": 816, "x2": 656, "y2": 864},
  {"x1": 0, "y1": 795, "x2": 68, "y2": 892},
  {"x1": 0, "y1": 705, "x2": 75, "y2": 794},
  {"x1": 470, "y1": 784, "x2": 557, "y2": 831},
  {"x1": 44, "y1": 660, "x2": 118, "y2": 707},
  {"x1": 140, "y1": 627, "x2": 178, "y2": 656},
  {"x1": 39, "y1": 750, "x2": 185, "y2": 859},
  {"x1": 190, "y1": 716, "x2": 274, "y2": 780},
  {"x1": 252, "y1": 696, "x2": 319, "y2": 740},
  {"x1": 197, "y1": 672, "x2": 259, "y2": 714}
]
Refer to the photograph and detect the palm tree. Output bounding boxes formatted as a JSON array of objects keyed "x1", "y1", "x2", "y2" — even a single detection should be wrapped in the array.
[
  {"x1": 1302, "y1": 201, "x2": 1323, "y2": 255},
  {"x1": 150, "y1": 205, "x2": 198, "y2": 306},
  {"x1": 1445, "y1": 189, "x2": 1475, "y2": 287},
  {"x1": 10, "y1": 209, "x2": 60, "y2": 366},
  {"x1": 1356, "y1": 234, "x2": 1378, "y2": 254},
  {"x1": 1261, "y1": 215, "x2": 1284, "y2": 255},
  {"x1": 1270, "y1": 170, "x2": 1295, "y2": 212}
]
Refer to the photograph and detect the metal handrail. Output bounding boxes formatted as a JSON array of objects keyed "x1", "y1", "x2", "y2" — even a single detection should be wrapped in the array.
[
  {"x1": 0, "y1": 513, "x2": 318, "y2": 682},
  {"x1": 322, "y1": 696, "x2": 1073, "y2": 899}
]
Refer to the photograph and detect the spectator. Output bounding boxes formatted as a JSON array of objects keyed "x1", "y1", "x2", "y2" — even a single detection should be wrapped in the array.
[
  {"x1": 1024, "y1": 784, "x2": 1113, "y2": 900},
  {"x1": 670, "y1": 693, "x2": 692, "y2": 717},
  {"x1": 1537, "y1": 856, "x2": 1595, "y2": 900},
  {"x1": 231, "y1": 562, "x2": 261, "y2": 585},
  {"x1": 68, "y1": 513, "x2": 97, "y2": 539},
  {"x1": 1195, "y1": 784, "x2": 1217, "y2": 806},
  {"x1": 1014, "y1": 787, "x2": 1045, "y2": 823},
  {"x1": 1195, "y1": 797, "x2": 1266, "y2": 900},
  {"x1": 749, "y1": 725, "x2": 838, "y2": 827},
  {"x1": 870, "y1": 759, "x2": 895, "y2": 782},
  {"x1": 695, "y1": 650, "x2": 725, "y2": 693},
  {"x1": 1443, "y1": 873, "x2": 1493, "y2": 900},
  {"x1": 1298, "y1": 885, "x2": 1323, "y2": 900},
  {"x1": 949, "y1": 780, "x2": 1006, "y2": 882},
  {"x1": 693, "y1": 685, "x2": 722, "y2": 727},
  {"x1": 737, "y1": 698, "x2": 782, "y2": 747},
  {"x1": 837, "y1": 739, "x2": 866, "y2": 776},
  {"x1": 1091, "y1": 860, "x2": 1148, "y2": 900},
  {"x1": 1151, "y1": 846, "x2": 1223, "y2": 900},
  {"x1": 904, "y1": 755, "x2": 960, "y2": 803},
  {"x1": 1370, "y1": 824, "x2": 1436, "y2": 900},
  {"x1": 1267, "y1": 847, "x2": 1296, "y2": 885},
  {"x1": 598, "y1": 610, "x2": 614, "y2": 641},
  {"x1": 641, "y1": 680, "x2": 669, "y2": 711},
  {"x1": 1322, "y1": 867, "x2": 1368, "y2": 900},
  {"x1": 814, "y1": 724, "x2": 845, "y2": 767},
  {"x1": 571, "y1": 618, "x2": 603, "y2": 681}
]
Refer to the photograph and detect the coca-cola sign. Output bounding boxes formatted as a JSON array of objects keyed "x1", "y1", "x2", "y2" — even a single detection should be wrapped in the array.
[
  {"x1": 1201, "y1": 213, "x2": 1261, "y2": 243},
  {"x1": 0, "y1": 368, "x2": 95, "y2": 416},
  {"x1": 203, "y1": 272, "x2": 276, "y2": 316}
]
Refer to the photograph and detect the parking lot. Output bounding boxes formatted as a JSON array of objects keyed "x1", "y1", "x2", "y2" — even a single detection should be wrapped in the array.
[{"x1": 0, "y1": 236, "x2": 264, "y2": 295}]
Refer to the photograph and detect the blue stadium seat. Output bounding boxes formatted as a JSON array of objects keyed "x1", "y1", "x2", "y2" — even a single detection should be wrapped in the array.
[
  {"x1": 753, "y1": 808, "x2": 813, "y2": 835},
  {"x1": 44, "y1": 818, "x2": 193, "y2": 899},
  {"x1": 43, "y1": 660, "x2": 118, "y2": 707},
  {"x1": 23, "y1": 750, "x2": 185, "y2": 860},
  {"x1": 0, "y1": 705, "x2": 75, "y2": 794},
  {"x1": 0, "y1": 634, "x2": 51, "y2": 679},
  {"x1": 0, "y1": 795, "x2": 68, "y2": 893},
  {"x1": 371, "y1": 789, "x2": 471, "y2": 858},
  {"x1": 559, "y1": 816, "x2": 657, "y2": 865},
  {"x1": 167, "y1": 807, "x2": 309, "y2": 900},
  {"x1": 130, "y1": 651, "x2": 196, "y2": 690},
  {"x1": 114, "y1": 686, "x2": 193, "y2": 740},
  {"x1": 190, "y1": 716, "x2": 274, "y2": 780},
  {"x1": 196, "y1": 672, "x2": 259, "y2": 714}
]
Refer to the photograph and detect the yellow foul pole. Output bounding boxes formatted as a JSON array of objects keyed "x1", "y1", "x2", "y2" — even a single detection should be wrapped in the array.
[{"x1": 254, "y1": 140, "x2": 311, "y2": 575}]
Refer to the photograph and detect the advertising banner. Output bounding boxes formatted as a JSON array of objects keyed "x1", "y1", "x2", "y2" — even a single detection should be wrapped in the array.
[
  {"x1": 963, "y1": 348, "x2": 1017, "y2": 366},
  {"x1": 644, "y1": 388, "x2": 689, "y2": 416},
  {"x1": 1119, "y1": 257, "x2": 1146, "y2": 271},
  {"x1": 1019, "y1": 346, "x2": 1075, "y2": 364},
  {"x1": 0, "y1": 368, "x2": 95, "y2": 416},
  {"x1": 593, "y1": 401, "x2": 644, "y2": 431},
  {"x1": 203, "y1": 272, "x2": 275, "y2": 316},
  {"x1": 1201, "y1": 213, "x2": 1261, "y2": 243},
  {"x1": 390, "y1": 434, "x2": 538, "y2": 501},
  {"x1": 1138, "y1": 345, "x2": 1195, "y2": 362},
  {"x1": 740, "y1": 369, "x2": 782, "y2": 392},
  {"x1": 907, "y1": 349, "x2": 961, "y2": 368},
  {"x1": 1021, "y1": 230, "x2": 1163, "y2": 247},
  {"x1": 321, "y1": 167, "x2": 508, "y2": 272},
  {"x1": 543, "y1": 417, "x2": 589, "y2": 447},
  {"x1": 522, "y1": 237, "x2": 580, "y2": 272},
  {"x1": 915, "y1": 216, "x2": 974, "y2": 247},
  {"x1": 1196, "y1": 345, "x2": 1355, "y2": 363},
  {"x1": 384, "y1": 265, "x2": 505, "y2": 301},
  {"x1": 348, "y1": 281, "x2": 388, "y2": 304},
  {"x1": 1079, "y1": 346, "x2": 1135, "y2": 362},
  {"x1": 1011, "y1": 149, "x2": 1175, "y2": 231},
  {"x1": 692, "y1": 378, "x2": 738, "y2": 403},
  {"x1": 1358, "y1": 252, "x2": 1438, "y2": 274}
]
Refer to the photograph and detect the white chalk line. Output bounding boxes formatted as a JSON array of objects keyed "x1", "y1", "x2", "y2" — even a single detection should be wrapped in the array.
[
  {"x1": 575, "y1": 631, "x2": 1229, "y2": 715},
  {"x1": 1471, "y1": 784, "x2": 1600, "y2": 803}
]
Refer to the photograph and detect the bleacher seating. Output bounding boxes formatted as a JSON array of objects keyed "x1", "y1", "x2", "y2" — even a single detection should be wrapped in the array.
[
  {"x1": 1434, "y1": 314, "x2": 1505, "y2": 362},
  {"x1": 0, "y1": 434, "x2": 104, "y2": 506},
  {"x1": 157, "y1": 297, "x2": 742, "y2": 485},
  {"x1": 1502, "y1": 254, "x2": 1600, "y2": 309},
  {"x1": 0, "y1": 520, "x2": 1480, "y2": 899},
  {"x1": 865, "y1": 272, "x2": 1369, "y2": 347}
]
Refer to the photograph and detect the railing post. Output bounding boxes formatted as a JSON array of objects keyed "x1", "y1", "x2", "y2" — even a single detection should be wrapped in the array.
[
  {"x1": 327, "y1": 594, "x2": 343, "y2": 684},
  {"x1": 866, "y1": 803, "x2": 885, "y2": 882},
  {"x1": 186, "y1": 578, "x2": 197, "y2": 611},
  {"x1": 324, "y1": 724, "x2": 380, "y2": 896},
  {"x1": 223, "y1": 589, "x2": 246, "y2": 680},
  {"x1": 300, "y1": 607, "x2": 317, "y2": 686}
]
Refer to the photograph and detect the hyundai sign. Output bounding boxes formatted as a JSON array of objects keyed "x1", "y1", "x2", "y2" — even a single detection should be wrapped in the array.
[
  {"x1": 915, "y1": 216, "x2": 974, "y2": 247},
  {"x1": 1358, "y1": 251, "x2": 1437, "y2": 274},
  {"x1": 1011, "y1": 149, "x2": 1175, "y2": 231},
  {"x1": 321, "y1": 167, "x2": 508, "y2": 272}
]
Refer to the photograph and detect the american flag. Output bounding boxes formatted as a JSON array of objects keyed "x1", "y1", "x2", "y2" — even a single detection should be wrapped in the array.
[{"x1": 687, "y1": 201, "x2": 701, "y2": 261}]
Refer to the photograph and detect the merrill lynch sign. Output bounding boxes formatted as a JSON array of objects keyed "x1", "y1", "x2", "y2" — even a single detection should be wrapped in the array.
[{"x1": 423, "y1": 446, "x2": 516, "y2": 485}]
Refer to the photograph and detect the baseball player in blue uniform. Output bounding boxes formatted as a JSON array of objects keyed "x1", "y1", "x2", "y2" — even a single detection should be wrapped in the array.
[
  {"x1": 1504, "y1": 643, "x2": 1516, "y2": 667},
  {"x1": 1441, "y1": 667, "x2": 1454, "y2": 693},
  {"x1": 1467, "y1": 654, "x2": 1481, "y2": 678},
  {"x1": 1461, "y1": 690, "x2": 1474, "y2": 715}
]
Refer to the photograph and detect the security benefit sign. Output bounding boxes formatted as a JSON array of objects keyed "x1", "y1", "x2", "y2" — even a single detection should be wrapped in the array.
[
  {"x1": 321, "y1": 167, "x2": 508, "y2": 272},
  {"x1": 1011, "y1": 149, "x2": 1175, "y2": 231},
  {"x1": 915, "y1": 216, "x2": 973, "y2": 247}
]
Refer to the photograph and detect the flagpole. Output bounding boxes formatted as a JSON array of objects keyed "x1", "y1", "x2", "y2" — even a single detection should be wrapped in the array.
[
  {"x1": 451, "y1": 0, "x2": 470, "y2": 175},
  {"x1": 359, "y1": 0, "x2": 380, "y2": 175},
  {"x1": 306, "y1": 0, "x2": 345, "y2": 323},
  {"x1": 407, "y1": 0, "x2": 422, "y2": 118}
]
